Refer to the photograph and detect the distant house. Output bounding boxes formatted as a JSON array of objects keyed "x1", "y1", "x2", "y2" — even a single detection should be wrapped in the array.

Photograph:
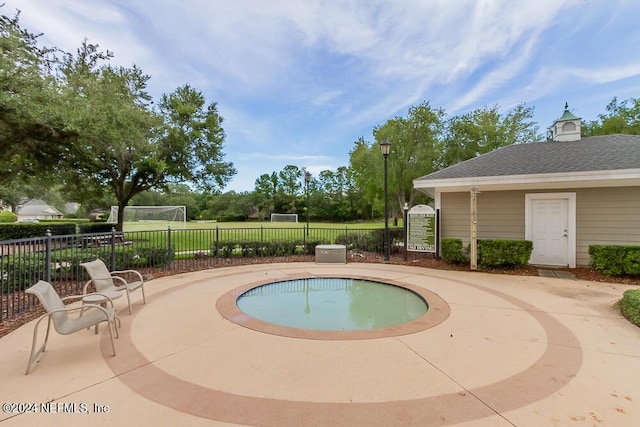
[
  {"x1": 16, "y1": 199, "x2": 64, "y2": 222},
  {"x1": 413, "y1": 105, "x2": 640, "y2": 268}
]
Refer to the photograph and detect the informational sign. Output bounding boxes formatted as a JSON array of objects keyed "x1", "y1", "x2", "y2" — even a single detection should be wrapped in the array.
[{"x1": 407, "y1": 205, "x2": 437, "y2": 252}]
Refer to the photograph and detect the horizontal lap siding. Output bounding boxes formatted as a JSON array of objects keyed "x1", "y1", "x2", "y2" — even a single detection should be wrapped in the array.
[
  {"x1": 440, "y1": 192, "x2": 470, "y2": 244},
  {"x1": 575, "y1": 186, "x2": 640, "y2": 266},
  {"x1": 440, "y1": 191, "x2": 525, "y2": 244},
  {"x1": 442, "y1": 187, "x2": 640, "y2": 267},
  {"x1": 477, "y1": 191, "x2": 525, "y2": 239}
]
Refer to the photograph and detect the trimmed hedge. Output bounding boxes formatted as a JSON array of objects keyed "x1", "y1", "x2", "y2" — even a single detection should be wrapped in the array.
[
  {"x1": 0, "y1": 244, "x2": 170, "y2": 292},
  {"x1": 335, "y1": 229, "x2": 404, "y2": 254},
  {"x1": 211, "y1": 239, "x2": 325, "y2": 258},
  {"x1": 0, "y1": 223, "x2": 77, "y2": 240},
  {"x1": 478, "y1": 239, "x2": 533, "y2": 268},
  {"x1": 589, "y1": 245, "x2": 640, "y2": 277},
  {"x1": 441, "y1": 238, "x2": 468, "y2": 264},
  {"x1": 441, "y1": 238, "x2": 533, "y2": 268},
  {"x1": 620, "y1": 289, "x2": 640, "y2": 327}
]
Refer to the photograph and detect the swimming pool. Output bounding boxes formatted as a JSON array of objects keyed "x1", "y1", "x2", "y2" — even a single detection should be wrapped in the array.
[{"x1": 236, "y1": 277, "x2": 428, "y2": 331}]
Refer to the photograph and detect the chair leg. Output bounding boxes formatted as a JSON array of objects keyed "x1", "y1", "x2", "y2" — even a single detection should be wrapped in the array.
[
  {"x1": 25, "y1": 316, "x2": 52, "y2": 375},
  {"x1": 125, "y1": 290, "x2": 133, "y2": 314},
  {"x1": 114, "y1": 315, "x2": 120, "y2": 338},
  {"x1": 107, "y1": 318, "x2": 117, "y2": 356}
]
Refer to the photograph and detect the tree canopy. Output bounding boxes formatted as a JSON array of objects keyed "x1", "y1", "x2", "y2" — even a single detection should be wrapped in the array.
[
  {"x1": 583, "y1": 97, "x2": 640, "y2": 136},
  {"x1": 1, "y1": 11, "x2": 236, "y2": 230}
]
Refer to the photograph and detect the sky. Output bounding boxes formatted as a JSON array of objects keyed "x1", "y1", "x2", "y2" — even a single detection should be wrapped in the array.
[{"x1": 7, "y1": 0, "x2": 640, "y2": 192}]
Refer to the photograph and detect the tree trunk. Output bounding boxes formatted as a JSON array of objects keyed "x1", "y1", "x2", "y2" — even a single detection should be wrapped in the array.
[{"x1": 117, "y1": 201, "x2": 127, "y2": 232}]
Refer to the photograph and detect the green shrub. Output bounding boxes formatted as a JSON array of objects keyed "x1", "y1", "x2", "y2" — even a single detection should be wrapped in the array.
[
  {"x1": 0, "y1": 211, "x2": 17, "y2": 223},
  {"x1": 136, "y1": 246, "x2": 174, "y2": 267},
  {"x1": 478, "y1": 239, "x2": 533, "y2": 268},
  {"x1": 589, "y1": 245, "x2": 640, "y2": 277},
  {"x1": 213, "y1": 241, "x2": 237, "y2": 258},
  {"x1": 620, "y1": 289, "x2": 640, "y2": 327},
  {"x1": 335, "y1": 233, "x2": 369, "y2": 250},
  {"x1": 441, "y1": 238, "x2": 533, "y2": 268},
  {"x1": 0, "y1": 223, "x2": 76, "y2": 240},
  {"x1": 441, "y1": 238, "x2": 468, "y2": 264}
]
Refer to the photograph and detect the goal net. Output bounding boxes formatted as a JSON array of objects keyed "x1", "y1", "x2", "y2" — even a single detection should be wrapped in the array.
[
  {"x1": 270, "y1": 213, "x2": 298, "y2": 223},
  {"x1": 106, "y1": 206, "x2": 187, "y2": 228}
]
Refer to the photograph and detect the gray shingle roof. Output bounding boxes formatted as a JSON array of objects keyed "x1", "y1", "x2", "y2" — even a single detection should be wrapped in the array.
[{"x1": 416, "y1": 134, "x2": 640, "y2": 182}]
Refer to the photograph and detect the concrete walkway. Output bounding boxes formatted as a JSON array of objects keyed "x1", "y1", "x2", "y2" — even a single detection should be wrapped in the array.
[{"x1": 1, "y1": 263, "x2": 639, "y2": 426}]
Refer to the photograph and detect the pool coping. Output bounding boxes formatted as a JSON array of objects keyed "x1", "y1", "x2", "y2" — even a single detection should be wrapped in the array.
[{"x1": 216, "y1": 273, "x2": 451, "y2": 340}]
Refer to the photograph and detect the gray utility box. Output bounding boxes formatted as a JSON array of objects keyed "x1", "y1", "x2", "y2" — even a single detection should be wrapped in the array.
[{"x1": 315, "y1": 244, "x2": 347, "y2": 264}]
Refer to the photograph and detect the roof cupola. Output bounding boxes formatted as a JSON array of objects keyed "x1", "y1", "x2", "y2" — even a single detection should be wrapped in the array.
[{"x1": 551, "y1": 103, "x2": 582, "y2": 142}]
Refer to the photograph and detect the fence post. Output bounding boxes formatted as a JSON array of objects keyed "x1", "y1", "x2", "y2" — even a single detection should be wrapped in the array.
[
  {"x1": 45, "y1": 230, "x2": 52, "y2": 283},
  {"x1": 215, "y1": 226, "x2": 219, "y2": 262},
  {"x1": 110, "y1": 227, "x2": 117, "y2": 269},
  {"x1": 167, "y1": 226, "x2": 173, "y2": 268}
]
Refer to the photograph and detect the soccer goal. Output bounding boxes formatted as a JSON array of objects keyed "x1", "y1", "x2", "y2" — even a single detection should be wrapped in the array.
[
  {"x1": 106, "y1": 206, "x2": 187, "y2": 229},
  {"x1": 270, "y1": 213, "x2": 298, "y2": 223}
]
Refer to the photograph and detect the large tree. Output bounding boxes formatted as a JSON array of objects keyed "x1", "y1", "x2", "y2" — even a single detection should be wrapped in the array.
[
  {"x1": 254, "y1": 172, "x2": 280, "y2": 218},
  {"x1": 351, "y1": 102, "x2": 444, "y2": 219},
  {"x1": 0, "y1": 10, "x2": 72, "y2": 184},
  {"x1": 440, "y1": 103, "x2": 540, "y2": 168},
  {"x1": 59, "y1": 43, "x2": 236, "y2": 230}
]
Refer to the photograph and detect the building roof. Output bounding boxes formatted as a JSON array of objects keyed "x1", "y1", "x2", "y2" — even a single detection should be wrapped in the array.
[
  {"x1": 17, "y1": 199, "x2": 64, "y2": 216},
  {"x1": 416, "y1": 134, "x2": 640, "y2": 182}
]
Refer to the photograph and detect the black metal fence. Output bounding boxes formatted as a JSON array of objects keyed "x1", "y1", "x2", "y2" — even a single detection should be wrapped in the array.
[{"x1": 0, "y1": 226, "x2": 435, "y2": 323}]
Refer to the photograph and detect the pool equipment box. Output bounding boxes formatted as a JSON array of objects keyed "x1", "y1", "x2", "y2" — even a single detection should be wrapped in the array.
[{"x1": 315, "y1": 244, "x2": 347, "y2": 264}]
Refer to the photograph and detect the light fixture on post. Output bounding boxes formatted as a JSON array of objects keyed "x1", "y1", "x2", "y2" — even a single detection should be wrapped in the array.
[
  {"x1": 380, "y1": 139, "x2": 391, "y2": 263},
  {"x1": 305, "y1": 171, "x2": 311, "y2": 237}
]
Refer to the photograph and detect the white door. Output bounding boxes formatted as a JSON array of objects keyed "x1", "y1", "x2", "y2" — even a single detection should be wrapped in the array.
[{"x1": 529, "y1": 198, "x2": 568, "y2": 266}]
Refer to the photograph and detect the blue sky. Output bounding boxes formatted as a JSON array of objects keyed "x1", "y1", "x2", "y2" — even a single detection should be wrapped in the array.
[{"x1": 9, "y1": 0, "x2": 640, "y2": 192}]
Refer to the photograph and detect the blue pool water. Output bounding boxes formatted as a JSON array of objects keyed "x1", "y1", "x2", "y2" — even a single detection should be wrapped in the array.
[{"x1": 236, "y1": 277, "x2": 428, "y2": 331}]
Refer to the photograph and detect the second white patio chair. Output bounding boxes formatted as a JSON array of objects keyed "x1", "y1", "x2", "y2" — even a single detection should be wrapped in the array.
[{"x1": 80, "y1": 258, "x2": 146, "y2": 314}]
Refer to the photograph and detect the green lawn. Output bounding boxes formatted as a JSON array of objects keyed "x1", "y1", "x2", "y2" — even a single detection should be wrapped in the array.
[
  {"x1": 123, "y1": 220, "x2": 396, "y2": 232},
  {"x1": 122, "y1": 220, "x2": 403, "y2": 253}
]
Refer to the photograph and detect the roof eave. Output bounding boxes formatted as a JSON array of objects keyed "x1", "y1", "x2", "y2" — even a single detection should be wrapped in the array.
[{"x1": 413, "y1": 168, "x2": 640, "y2": 193}]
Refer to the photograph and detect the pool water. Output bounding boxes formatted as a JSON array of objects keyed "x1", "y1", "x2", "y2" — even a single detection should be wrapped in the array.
[{"x1": 236, "y1": 277, "x2": 428, "y2": 331}]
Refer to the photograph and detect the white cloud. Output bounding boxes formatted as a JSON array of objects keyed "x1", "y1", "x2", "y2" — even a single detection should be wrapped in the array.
[{"x1": 7, "y1": 0, "x2": 640, "y2": 194}]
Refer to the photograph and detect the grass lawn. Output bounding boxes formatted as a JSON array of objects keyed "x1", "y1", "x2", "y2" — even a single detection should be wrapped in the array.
[
  {"x1": 123, "y1": 220, "x2": 397, "y2": 232},
  {"x1": 122, "y1": 220, "x2": 403, "y2": 253}
]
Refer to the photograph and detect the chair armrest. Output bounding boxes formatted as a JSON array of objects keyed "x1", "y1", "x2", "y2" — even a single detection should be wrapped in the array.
[
  {"x1": 62, "y1": 294, "x2": 93, "y2": 303},
  {"x1": 41, "y1": 303, "x2": 111, "y2": 318},
  {"x1": 82, "y1": 279, "x2": 95, "y2": 295},
  {"x1": 111, "y1": 269, "x2": 144, "y2": 282},
  {"x1": 110, "y1": 275, "x2": 128, "y2": 288}
]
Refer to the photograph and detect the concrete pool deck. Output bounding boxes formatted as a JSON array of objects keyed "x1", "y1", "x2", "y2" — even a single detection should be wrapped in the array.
[{"x1": 1, "y1": 262, "x2": 639, "y2": 426}]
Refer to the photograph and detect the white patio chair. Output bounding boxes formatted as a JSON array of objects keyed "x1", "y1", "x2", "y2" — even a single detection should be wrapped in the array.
[
  {"x1": 80, "y1": 258, "x2": 146, "y2": 314},
  {"x1": 25, "y1": 280, "x2": 118, "y2": 375}
]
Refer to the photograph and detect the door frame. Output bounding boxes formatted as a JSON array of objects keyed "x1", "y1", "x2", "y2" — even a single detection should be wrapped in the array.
[{"x1": 525, "y1": 192, "x2": 576, "y2": 268}]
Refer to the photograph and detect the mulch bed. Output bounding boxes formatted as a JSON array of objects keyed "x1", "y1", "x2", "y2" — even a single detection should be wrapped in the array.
[{"x1": 2, "y1": 257, "x2": 639, "y2": 339}]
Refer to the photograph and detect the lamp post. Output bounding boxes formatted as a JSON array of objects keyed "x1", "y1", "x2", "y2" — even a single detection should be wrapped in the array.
[
  {"x1": 305, "y1": 172, "x2": 311, "y2": 237},
  {"x1": 380, "y1": 140, "x2": 391, "y2": 263},
  {"x1": 403, "y1": 202, "x2": 409, "y2": 261}
]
